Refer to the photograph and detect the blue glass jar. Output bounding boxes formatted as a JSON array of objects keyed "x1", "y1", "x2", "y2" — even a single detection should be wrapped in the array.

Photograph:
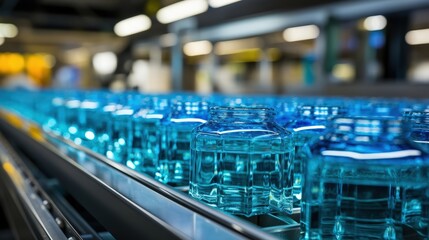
[
  {"x1": 159, "y1": 100, "x2": 208, "y2": 185},
  {"x1": 190, "y1": 107, "x2": 294, "y2": 216},
  {"x1": 128, "y1": 97, "x2": 170, "y2": 177},
  {"x1": 286, "y1": 105, "x2": 346, "y2": 207},
  {"x1": 75, "y1": 96, "x2": 103, "y2": 148},
  {"x1": 105, "y1": 93, "x2": 146, "y2": 164},
  {"x1": 83, "y1": 93, "x2": 123, "y2": 154},
  {"x1": 274, "y1": 97, "x2": 302, "y2": 126},
  {"x1": 351, "y1": 98, "x2": 404, "y2": 118},
  {"x1": 403, "y1": 111, "x2": 429, "y2": 154},
  {"x1": 106, "y1": 105, "x2": 135, "y2": 164},
  {"x1": 301, "y1": 116, "x2": 429, "y2": 239},
  {"x1": 62, "y1": 96, "x2": 82, "y2": 141}
]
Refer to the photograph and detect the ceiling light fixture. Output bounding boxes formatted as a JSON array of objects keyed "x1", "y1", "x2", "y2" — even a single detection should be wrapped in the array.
[
  {"x1": 114, "y1": 15, "x2": 152, "y2": 37},
  {"x1": 92, "y1": 52, "x2": 117, "y2": 75},
  {"x1": 0, "y1": 23, "x2": 18, "y2": 38},
  {"x1": 283, "y1": 24, "x2": 320, "y2": 42},
  {"x1": 183, "y1": 40, "x2": 212, "y2": 56},
  {"x1": 157, "y1": 0, "x2": 208, "y2": 24},
  {"x1": 208, "y1": 0, "x2": 241, "y2": 8},
  {"x1": 406, "y1": 28, "x2": 429, "y2": 45},
  {"x1": 363, "y1": 15, "x2": 387, "y2": 31}
]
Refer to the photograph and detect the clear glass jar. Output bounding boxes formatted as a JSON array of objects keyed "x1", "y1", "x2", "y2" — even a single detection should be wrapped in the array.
[
  {"x1": 302, "y1": 116, "x2": 429, "y2": 239},
  {"x1": 403, "y1": 111, "x2": 429, "y2": 154},
  {"x1": 190, "y1": 107, "x2": 294, "y2": 216},
  {"x1": 286, "y1": 105, "x2": 346, "y2": 207},
  {"x1": 129, "y1": 96, "x2": 170, "y2": 177},
  {"x1": 159, "y1": 100, "x2": 208, "y2": 185}
]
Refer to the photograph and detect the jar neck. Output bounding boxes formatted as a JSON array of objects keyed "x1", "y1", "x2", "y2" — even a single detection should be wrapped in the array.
[{"x1": 209, "y1": 107, "x2": 275, "y2": 123}]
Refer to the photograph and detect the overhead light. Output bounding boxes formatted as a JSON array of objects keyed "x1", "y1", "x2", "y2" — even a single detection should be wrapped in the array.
[
  {"x1": 114, "y1": 15, "x2": 151, "y2": 37},
  {"x1": 0, "y1": 23, "x2": 18, "y2": 38},
  {"x1": 214, "y1": 37, "x2": 260, "y2": 55},
  {"x1": 363, "y1": 15, "x2": 387, "y2": 31},
  {"x1": 92, "y1": 52, "x2": 117, "y2": 75},
  {"x1": 406, "y1": 28, "x2": 429, "y2": 45},
  {"x1": 183, "y1": 40, "x2": 212, "y2": 56},
  {"x1": 283, "y1": 24, "x2": 319, "y2": 42},
  {"x1": 208, "y1": 0, "x2": 241, "y2": 8},
  {"x1": 157, "y1": 0, "x2": 208, "y2": 24}
]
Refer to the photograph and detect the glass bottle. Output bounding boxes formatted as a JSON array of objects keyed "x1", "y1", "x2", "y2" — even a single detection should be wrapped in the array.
[
  {"x1": 301, "y1": 116, "x2": 429, "y2": 239},
  {"x1": 190, "y1": 107, "x2": 294, "y2": 216}
]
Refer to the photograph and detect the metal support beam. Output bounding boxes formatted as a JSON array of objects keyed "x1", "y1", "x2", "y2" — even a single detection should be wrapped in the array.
[{"x1": 383, "y1": 14, "x2": 410, "y2": 80}]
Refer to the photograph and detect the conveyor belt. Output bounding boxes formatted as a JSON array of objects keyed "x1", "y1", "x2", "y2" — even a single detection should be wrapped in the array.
[
  {"x1": 0, "y1": 112, "x2": 283, "y2": 240},
  {"x1": 0, "y1": 131, "x2": 81, "y2": 240}
]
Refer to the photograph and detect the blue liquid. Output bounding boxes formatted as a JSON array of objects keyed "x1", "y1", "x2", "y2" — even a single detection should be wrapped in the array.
[
  {"x1": 303, "y1": 160, "x2": 429, "y2": 239},
  {"x1": 91, "y1": 104, "x2": 118, "y2": 154},
  {"x1": 160, "y1": 100, "x2": 208, "y2": 185},
  {"x1": 190, "y1": 107, "x2": 293, "y2": 216},
  {"x1": 128, "y1": 113, "x2": 166, "y2": 177},
  {"x1": 291, "y1": 132, "x2": 314, "y2": 204},
  {"x1": 63, "y1": 100, "x2": 80, "y2": 141},
  {"x1": 106, "y1": 109, "x2": 133, "y2": 164},
  {"x1": 74, "y1": 101, "x2": 101, "y2": 149},
  {"x1": 191, "y1": 136, "x2": 292, "y2": 216},
  {"x1": 403, "y1": 111, "x2": 429, "y2": 154},
  {"x1": 287, "y1": 105, "x2": 345, "y2": 207},
  {"x1": 160, "y1": 126, "x2": 193, "y2": 185},
  {"x1": 302, "y1": 117, "x2": 429, "y2": 239}
]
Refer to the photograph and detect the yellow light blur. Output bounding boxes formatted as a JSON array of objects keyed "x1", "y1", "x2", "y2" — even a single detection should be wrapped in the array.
[
  {"x1": 215, "y1": 37, "x2": 260, "y2": 55},
  {"x1": 28, "y1": 123, "x2": 45, "y2": 142},
  {"x1": 8, "y1": 53, "x2": 25, "y2": 74},
  {"x1": 0, "y1": 53, "x2": 25, "y2": 74},
  {"x1": 333, "y1": 63, "x2": 355, "y2": 81},
  {"x1": 0, "y1": 53, "x2": 53, "y2": 86},
  {"x1": 3, "y1": 162, "x2": 22, "y2": 185},
  {"x1": 26, "y1": 54, "x2": 52, "y2": 86},
  {"x1": 227, "y1": 48, "x2": 261, "y2": 62}
]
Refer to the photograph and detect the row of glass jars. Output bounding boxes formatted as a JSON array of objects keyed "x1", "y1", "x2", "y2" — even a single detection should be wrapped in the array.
[{"x1": 0, "y1": 89, "x2": 428, "y2": 239}]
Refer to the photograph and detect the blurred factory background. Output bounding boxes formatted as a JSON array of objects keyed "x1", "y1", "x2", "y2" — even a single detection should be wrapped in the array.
[{"x1": 0, "y1": 0, "x2": 429, "y2": 97}]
